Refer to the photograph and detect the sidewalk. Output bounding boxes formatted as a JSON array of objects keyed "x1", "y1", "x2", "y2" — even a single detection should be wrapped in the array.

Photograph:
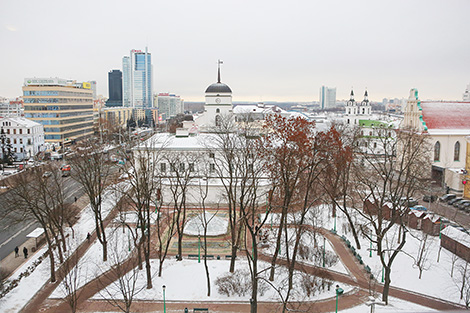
[{"x1": 0, "y1": 194, "x2": 90, "y2": 280}]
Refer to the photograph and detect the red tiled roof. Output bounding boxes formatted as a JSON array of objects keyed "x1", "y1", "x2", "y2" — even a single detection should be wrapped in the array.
[{"x1": 420, "y1": 101, "x2": 470, "y2": 129}]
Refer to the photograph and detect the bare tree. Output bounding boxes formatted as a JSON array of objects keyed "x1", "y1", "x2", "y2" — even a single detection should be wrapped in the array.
[
  {"x1": 164, "y1": 152, "x2": 200, "y2": 261},
  {"x1": 119, "y1": 139, "x2": 164, "y2": 288},
  {"x1": 70, "y1": 140, "x2": 114, "y2": 262},
  {"x1": 353, "y1": 128, "x2": 431, "y2": 304},
  {"x1": 257, "y1": 114, "x2": 317, "y2": 283},
  {"x1": 406, "y1": 231, "x2": 434, "y2": 279},
  {"x1": 4, "y1": 165, "x2": 70, "y2": 282},
  {"x1": 58, "y1": 238, "x2": 86, "y2": 313},
  {"x1": 318, "y1": 125, "x2": 362, "y2": 249},
  {"x1": 207, "y1": 115, "x2": 245, "y2": 273},
  {"x1": 97, "y1": 232, "x2": 147, "y2": 313}
]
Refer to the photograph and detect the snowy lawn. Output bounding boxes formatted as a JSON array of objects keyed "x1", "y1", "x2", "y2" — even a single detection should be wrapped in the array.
[
  {"x1": 342, "y1": 296, "x2": 437, "y2": 312},
  {"x1": 90, "y1": 259, "x2": 355, "y2": 303},
  {"x1": 0, "y1": 182, "x2": 129, "y2": 313},
  {"x1": 328, "y1": 205, "x2": 468, "y2": 306},
  {"x1": 183, "y1": 212, "x2": 229, "y2": 236}
]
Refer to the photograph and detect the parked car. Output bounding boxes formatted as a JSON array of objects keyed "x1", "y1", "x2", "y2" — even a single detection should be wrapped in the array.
[
  {"x1": 440, "y1": 194, "x2": 456, "y2": 202},
  {"x1": 423, "y1": 195, "x2": 437, "y2": 203},
  {"x1": 42, "y1": 171, "x2": 52, "y2": 178},
  {"x1": 400, "y1": 197, "x2": 419, "y2": 207},
  {"x1": 453, "y1": 199, "x2": 469, "y2": 208},
  {"x1": 449, "y1": 197, "x2": 463, "y2": 205},
  {"x1": 411, "y1": 205, "x2": 427, "y2": 211},
  {"x1": 457, "y1": 200, "x2": 470, "y2": 210}
]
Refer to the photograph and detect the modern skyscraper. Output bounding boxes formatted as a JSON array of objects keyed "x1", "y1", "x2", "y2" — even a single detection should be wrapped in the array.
[
  {"x1": 122, "y1": 48, "x2": 153, "y2": 108},
  {"x1": 106, "y1": 70, "x2": 123, "y2": 107},
  {"x1": 319, "y1": 86, "x2": 336, "y2": 109},
  {"x1": 22, "y1": 78, "x2": 94, "y2": 145}
]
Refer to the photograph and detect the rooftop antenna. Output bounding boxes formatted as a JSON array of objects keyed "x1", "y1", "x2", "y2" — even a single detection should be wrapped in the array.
[{"x1": 217, "y1": 59, "x2": 223, "y2": 83}]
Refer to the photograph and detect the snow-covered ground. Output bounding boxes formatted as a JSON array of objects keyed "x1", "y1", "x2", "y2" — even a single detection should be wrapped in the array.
[
  {"x1": 261, "y1": 227, "x2": 349, "y2": 275},
  {"x1": 183, "y1": 212, "x2": 229, "y2": 236},
  {"x1": 90, "y1": 259, "x2": 355, "y2": 303},
  {"x1": 342, "y1": 296, "x2": 437, "y2": 312},
  {"x1": 0, "y1": 182, "x2": 130, "y2": 313},
  {"x1": 324, "y1": 205, "x2": 467, "y2": 305}
]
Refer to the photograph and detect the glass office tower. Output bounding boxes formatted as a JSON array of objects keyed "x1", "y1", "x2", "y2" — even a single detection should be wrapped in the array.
[{"x1": 122, "y1": 48, "x2": 153, "y2": 108}]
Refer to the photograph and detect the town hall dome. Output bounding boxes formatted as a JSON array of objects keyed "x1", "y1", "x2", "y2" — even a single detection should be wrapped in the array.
[{"x1": 205, "y1": 82, "x2": 232, "y2": 93}]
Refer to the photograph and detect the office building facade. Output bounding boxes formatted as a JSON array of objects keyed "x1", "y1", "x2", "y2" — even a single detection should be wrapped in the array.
[
  {"x1": 156, "y1": 93, "x2": 183, "y2": 121},
  {"x1": 23, "y1": 78, "x2": 94, "y2": 145},
  {"x1": 319, "y1": 86, "x2": 337, "y2": 109},
  {"x1": 122, "y1": 48, "x2": 153, "y2": 108},
  {"x1": 106, "y1": 69, "x2": 123, "y2": 107}
]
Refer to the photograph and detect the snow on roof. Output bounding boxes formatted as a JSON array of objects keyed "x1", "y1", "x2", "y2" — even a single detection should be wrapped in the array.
[
  {"x1": 420, "y1": 101, "x2": 470, "y2": 130},
  {"x1": 0, "y1": 116, "x2": 42, "y2": 127},
  {"x1": 442, "y1": 226, "x2": 470, "y2": 249},
  {"x1": 423, "y1": 214, "x2": 441, "y2": 223},
  {"x1": 408, "y1": 210, "x2": 426, "y2": 218}
]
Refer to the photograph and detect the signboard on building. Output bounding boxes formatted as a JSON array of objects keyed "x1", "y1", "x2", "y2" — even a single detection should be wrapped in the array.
[
  {"x1": 82, "y1": 82, "x2": 91, "y2": 89},
  {"x1": 24, "y1": 78, "x2": 68, "y2": 86}
]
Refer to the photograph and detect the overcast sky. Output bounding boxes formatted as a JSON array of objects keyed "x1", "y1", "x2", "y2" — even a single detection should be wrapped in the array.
[{"x1": 1, "y1": 0, "x2": 469, "y2": 102}]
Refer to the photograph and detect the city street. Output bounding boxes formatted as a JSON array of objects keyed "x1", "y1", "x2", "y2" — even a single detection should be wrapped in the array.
[{"x1": 0, "y1": 175, "x2": 84, "y2": 262}]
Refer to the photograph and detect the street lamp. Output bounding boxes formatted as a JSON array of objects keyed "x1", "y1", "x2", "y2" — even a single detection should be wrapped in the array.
[
  {"x1": 162, "y1": 285, "x2": 166, "y2": 313},
  {"x1": 198, "y1": 233, "x2": 201, "y2": 263},
  {"x1": 322, "y1": 236, "x2": 326, "y2": 267},
  {"x1": 335, "y1": 284, "x2": 344, "y2": 313}
]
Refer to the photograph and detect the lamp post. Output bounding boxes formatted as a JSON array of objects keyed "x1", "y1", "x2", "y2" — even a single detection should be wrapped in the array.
[
  {"x1": 335, "y1": 284, "x2": 343, "y2": 313},
  {"x1": 162, "y1": 285, "x2": 166, "y2": 313},
  {"x1": 198, "y1": 234, "x2": 201, "y2": 263},
  {"x1": 322, "y1": 236, "x2": 326, "y2": 267}
]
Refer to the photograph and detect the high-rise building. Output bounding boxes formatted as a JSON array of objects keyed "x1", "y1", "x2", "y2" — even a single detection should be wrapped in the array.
[
  {"x1": 122, "y1": 48, "x2": 153, "y2": 108},
  {"x1": 22, "y1": 78, "x2": 94, "y2": 145},
  {"x1": 106, "y1": 70, "x2": 123, "y2": 107},
  {"x1": 156, "y1": 93, "x2": 183, "y2": 121},
  {"x1": 319, "y1": 86, "x2": 336, "y2": 109}
]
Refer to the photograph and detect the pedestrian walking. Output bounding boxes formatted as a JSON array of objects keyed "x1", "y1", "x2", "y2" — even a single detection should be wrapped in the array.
[
  {"x1": 87, "y1": 233, "x2": 91, "y2": 243},
  {"x1": 14, "y1": 246, "x2": 19, "y2": 257},
  {"x1": 23, "y1": 247, "x2": 28, "y2": 259}
]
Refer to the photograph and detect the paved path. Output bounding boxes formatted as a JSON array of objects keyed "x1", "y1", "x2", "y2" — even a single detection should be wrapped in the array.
[{"x1": 17, "y1": 206, "x2": 468, "y2": 312}]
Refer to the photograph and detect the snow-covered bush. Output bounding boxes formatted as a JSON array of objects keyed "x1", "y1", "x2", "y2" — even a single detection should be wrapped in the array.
[
  {"x1": 215, "y1": 269, "x2": 268, "y2": 297},
  {"x1": 298, "y1": 243, "x2": 338, "y2": 267}
]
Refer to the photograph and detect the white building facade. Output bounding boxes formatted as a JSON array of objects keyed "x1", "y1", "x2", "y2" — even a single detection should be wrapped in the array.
[
  {"x1": 0, "y1": 117, "x2": 45, "y2": 160},
  {"x1": 402, "y1": 88, "x2": 470, "y2": 193}
]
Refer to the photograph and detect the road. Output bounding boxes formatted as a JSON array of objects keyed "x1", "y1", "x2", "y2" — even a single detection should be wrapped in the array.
[
  {"x1": 421, "y1": 198, "x2": 470, "y2": 228},
  {"x1": 0, "y1": 175, "x2": 84, "y2": 261}
]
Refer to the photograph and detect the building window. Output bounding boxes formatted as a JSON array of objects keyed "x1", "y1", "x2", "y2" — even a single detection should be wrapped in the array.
[
  {"x1": 189, "y1": 163, "x2": 195, "y2": 172},
  {"x1": 434, "y1": 141, "x2": 440, "y2": 162},
  {"x1": 19, "y1": 138, "x2": 23, "y2": 144},
  {"x1": 13, "y1": 129, "x2": 16, "y2": 134},
  {"x1": 216, "y1": 108, "x2": 220, "y2": 113},
  {"x1": 454, "y1": 141, "x2": 460, "y2": 161},
  {"x1": 19, "y1": 129, "x2": 22, "y2": 134},
  {"x1": 215, "y1": 115, "x2": 221, "y2": 127},
  {"x1": 13, "y1": 138, "x2": 17, "y2": 144},
  {"x1": 170, "y1": 163, "x2": 176, "y2": 172},
  {"x1": 209, "y1": 152, "x2": 215, "y2": 158},
  {"x1": 373, "y1": 142, "x2": 377, "y2": 148},
  {"x1": 27, "y1": 129, "x2": 30, "y2": 134},
  {"x1": 210, "y1": 163, "x2": 215, "y2": 172},
  {"x1": 179, "y1": 163, "x2": 185, "y2": 172},
  {"x1": 160, "y1": 163, "x2": 166, "y2": 172}
]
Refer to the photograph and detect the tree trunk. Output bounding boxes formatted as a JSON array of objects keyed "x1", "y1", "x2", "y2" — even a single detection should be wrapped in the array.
[
  {"x1": 250, "y1": 232, "x2": 258, "y2": 313},
  {"x1": 44, "y1": 231, "x2": 56, "y2": 283},
  {"x1": 269, "y1": 212, "x2": 285, "y2": 281},
  {"x1": 382, "y1": 267, "x2": 391, "y2": 305},
  {"x1": 344, "y1": 211, "x2": 361, "y2": 249},
  {"x1": 204, "y1": 234, "x2": 211, "y2": 297}
]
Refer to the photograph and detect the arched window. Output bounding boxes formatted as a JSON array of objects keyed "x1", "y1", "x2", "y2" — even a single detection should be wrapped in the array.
[
  {"x1": 454, "y1": 141, "x2": 460, "y2": 161},
  {"x1": 434, "y1": 141, "x2": 440, "y2": 162},
  {"x1": 215, "y1": 115, "x2": 221, "y2": 127},
  {"x1": 216, "y1": 108, "x2": 220, "y2": 113}
]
